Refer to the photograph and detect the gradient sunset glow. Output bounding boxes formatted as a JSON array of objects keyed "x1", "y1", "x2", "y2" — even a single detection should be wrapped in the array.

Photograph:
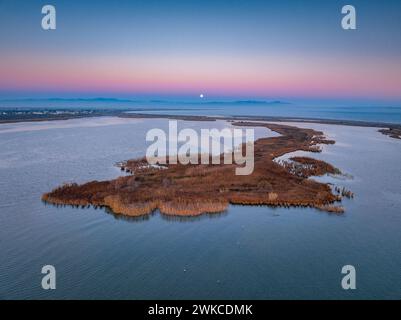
[{"x1": 1, "y1": 0, "x2": 400, "y2": 103}]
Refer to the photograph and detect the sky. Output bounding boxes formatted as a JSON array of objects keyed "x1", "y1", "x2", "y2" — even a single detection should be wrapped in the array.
[{"x1": 0, "y1": 0, "x2": 400, "y2": 104}]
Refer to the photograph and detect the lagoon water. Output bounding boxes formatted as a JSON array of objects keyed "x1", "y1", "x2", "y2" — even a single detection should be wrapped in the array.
[{"x1": 0, "y1": 116, "x2": 401, "y2": 299}]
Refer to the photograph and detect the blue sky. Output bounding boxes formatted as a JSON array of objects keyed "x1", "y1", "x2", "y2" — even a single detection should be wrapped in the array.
[{"x1": 0, "y1": 0, "x2": 400, "y2": 103}]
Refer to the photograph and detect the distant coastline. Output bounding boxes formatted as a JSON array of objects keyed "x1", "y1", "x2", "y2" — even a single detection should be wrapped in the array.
[{"x1": 2, "y1": 108, "x2": 401, "y2": 139}]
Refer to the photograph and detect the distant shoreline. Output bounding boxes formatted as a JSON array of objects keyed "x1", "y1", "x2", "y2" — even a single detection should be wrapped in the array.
[
  {"x1": 42, "y1": 121, "x2": 349, "y2": 216},
  {"x1": 1, "y1": 109, "x2": 401, "y2": 138}
]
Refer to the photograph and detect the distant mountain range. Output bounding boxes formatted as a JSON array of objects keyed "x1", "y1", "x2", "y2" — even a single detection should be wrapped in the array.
[{"x1": 0, "y1": 97, "x2": 291, "y2": 105}]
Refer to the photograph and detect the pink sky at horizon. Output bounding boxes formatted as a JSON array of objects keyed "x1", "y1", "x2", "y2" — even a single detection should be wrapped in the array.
[{"x1": 1, "y1": 52, "x2": 401, "y2": 101}]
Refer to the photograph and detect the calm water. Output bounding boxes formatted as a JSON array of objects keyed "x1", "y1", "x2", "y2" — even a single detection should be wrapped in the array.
[{"x1": 0, "y1": 117, "x2": 400, "y2": 299}]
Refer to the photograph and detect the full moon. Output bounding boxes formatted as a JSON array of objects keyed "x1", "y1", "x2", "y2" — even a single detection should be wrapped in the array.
[{"x1": 199, "y1": 94, "x2": 204, "y2": 98}]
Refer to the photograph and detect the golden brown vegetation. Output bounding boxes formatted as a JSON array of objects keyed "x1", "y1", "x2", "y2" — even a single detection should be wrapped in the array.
[
  {"x1": 42, "y1": 122, "x2": 347, "y2": 216},
  {"x1": 379, "y1": 128, "x2": 401, "y2": 139}
]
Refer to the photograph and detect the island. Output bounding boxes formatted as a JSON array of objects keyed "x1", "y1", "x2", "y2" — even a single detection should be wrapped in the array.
[{"x1": 42, "y1": 121, "x2": 352, "y2": 216}]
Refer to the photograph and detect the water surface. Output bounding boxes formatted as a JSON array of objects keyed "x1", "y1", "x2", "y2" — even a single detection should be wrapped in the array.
[{"x1": 0, "y1": 117, "x2": 400, "y2": 299}]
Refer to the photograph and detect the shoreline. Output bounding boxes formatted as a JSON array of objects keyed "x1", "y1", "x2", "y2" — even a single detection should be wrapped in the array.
[
  {"x1": 2, "y1": 110, "x2": 401, "y2": 139},
  {"x1": 121, "y1": 112, "x2": 401, "y2": 129}
]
